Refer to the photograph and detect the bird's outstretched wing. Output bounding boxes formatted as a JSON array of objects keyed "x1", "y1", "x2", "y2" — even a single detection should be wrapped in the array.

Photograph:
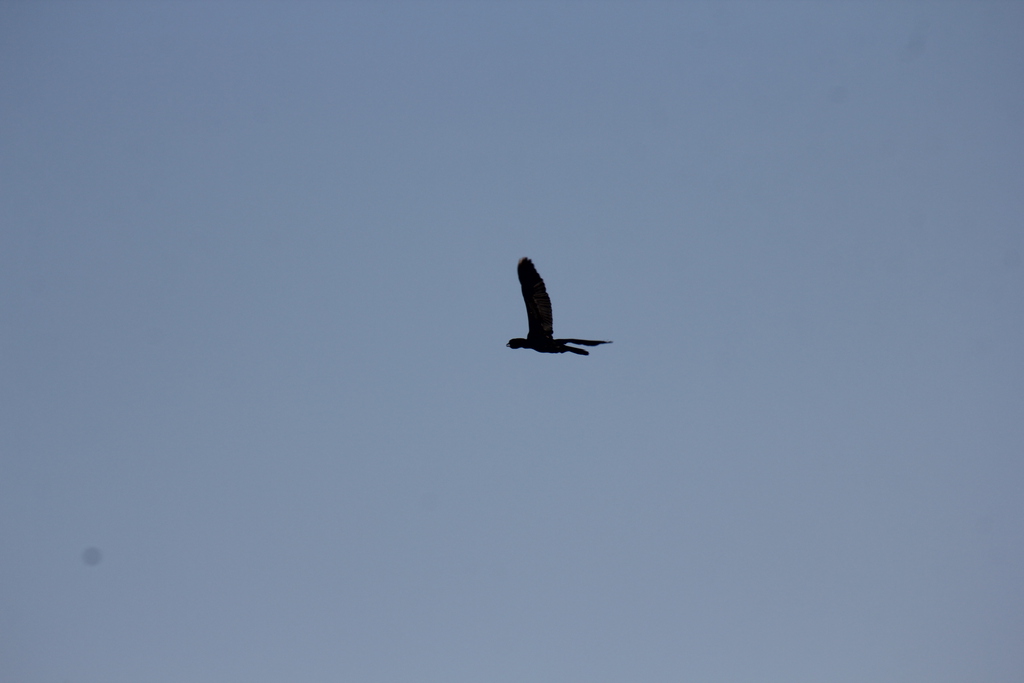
[{"x1": 518, "y1": 257, "x2": 553, "y2": 340}]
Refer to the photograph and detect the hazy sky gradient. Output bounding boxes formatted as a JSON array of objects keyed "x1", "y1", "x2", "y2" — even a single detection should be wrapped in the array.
[{"x1": 2, "y1": 2, "x2": 1022, "y2": 681}]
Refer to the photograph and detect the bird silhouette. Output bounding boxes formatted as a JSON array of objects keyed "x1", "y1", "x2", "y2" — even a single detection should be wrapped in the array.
[{"x1": 507, "y1": 257, "x2": 612, "y2": 356}]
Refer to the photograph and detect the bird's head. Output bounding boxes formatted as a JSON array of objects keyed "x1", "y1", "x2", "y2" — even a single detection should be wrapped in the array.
[{"x1": 507, "y1": 338, "x2": 528, "y2": 349}]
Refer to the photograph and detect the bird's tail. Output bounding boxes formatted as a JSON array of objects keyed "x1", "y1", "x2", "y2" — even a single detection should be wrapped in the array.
[
  {"x1": 559, "y1": 339, "x2": 612, "y2": 346},
  {"x1": 564, "y1": 346, "x2": 589, "y2": 355}
]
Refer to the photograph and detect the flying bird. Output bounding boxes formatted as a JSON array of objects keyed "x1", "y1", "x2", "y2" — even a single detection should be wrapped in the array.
[{"x1": 507, "y1": 257, "x2": 612, "y2": 356}]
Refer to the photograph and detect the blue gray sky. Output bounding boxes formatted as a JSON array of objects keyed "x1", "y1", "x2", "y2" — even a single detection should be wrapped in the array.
[{"x1": 2, "y1": 2, "x2": 1022, "y2": 681}]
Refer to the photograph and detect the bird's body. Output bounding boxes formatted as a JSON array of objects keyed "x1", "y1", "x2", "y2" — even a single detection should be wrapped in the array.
[{"x1": 507, "y1": 257, "x2": 611, "y2": 356}]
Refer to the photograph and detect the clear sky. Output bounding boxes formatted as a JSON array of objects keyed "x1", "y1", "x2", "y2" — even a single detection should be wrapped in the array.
[{"x1": 1, "y1": 2, "x2": 1022, "y2": 681}]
